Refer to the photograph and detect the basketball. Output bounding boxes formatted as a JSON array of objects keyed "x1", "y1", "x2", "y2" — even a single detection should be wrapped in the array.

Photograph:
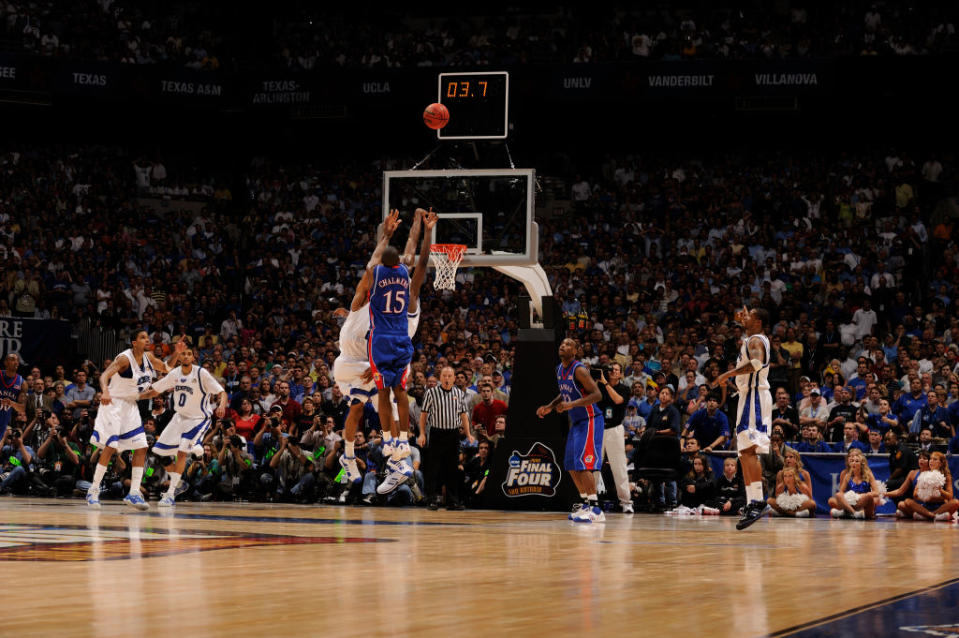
[{"x1": 423, "y1": 102, "x2": 449, "y2": 129}]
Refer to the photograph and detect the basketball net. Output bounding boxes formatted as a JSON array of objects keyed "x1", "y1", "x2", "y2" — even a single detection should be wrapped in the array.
[{"x1": 429, "y1": 244, "x2": 466, "y2": 291}]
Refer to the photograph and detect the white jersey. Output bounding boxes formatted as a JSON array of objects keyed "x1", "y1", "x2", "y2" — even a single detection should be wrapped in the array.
[
  {"x1": 338, "y1": 302, "x2": 420, "y2": 363},
  {"x1": 735, "y1": 333, "x2": 771, "y2": 395},
  {"x1": 338, "y1": 303, "x2": 371, "y2": 361},
  {"x1": 151, "y1": 365, "x2": 224, "y2": 419},
  {"x1": 734, "y1": 332, "x2": 772, "y2": 453},
  {"x1": 108, "y1": 349, "x2": 156, "y2": 400}
]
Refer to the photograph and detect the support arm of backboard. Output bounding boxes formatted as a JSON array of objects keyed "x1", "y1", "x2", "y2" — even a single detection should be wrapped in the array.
[{"x1": 492, "y1": 263, "x2": 552, "y2": 328}]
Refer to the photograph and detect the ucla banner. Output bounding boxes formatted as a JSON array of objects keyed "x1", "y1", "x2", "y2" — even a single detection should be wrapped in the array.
[
  {"x1": 0, "y1": 318, "x2": 72, "y2": 373},
  {"x1": 707, "y1": 452, "x2": 959, "y2": 515}
]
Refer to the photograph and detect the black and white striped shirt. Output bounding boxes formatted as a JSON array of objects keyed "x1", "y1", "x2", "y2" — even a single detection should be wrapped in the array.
[{"x1": 421, "y1": 385, "x2": 467, "y2": 430}]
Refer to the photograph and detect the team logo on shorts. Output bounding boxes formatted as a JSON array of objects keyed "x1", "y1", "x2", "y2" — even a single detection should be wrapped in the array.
[
  {"x1": 583, "y1": 454, "x2": 594, "y2": 465},
  {"x1": 502, "y1": 442, "x2": 562, "y2": 498}
]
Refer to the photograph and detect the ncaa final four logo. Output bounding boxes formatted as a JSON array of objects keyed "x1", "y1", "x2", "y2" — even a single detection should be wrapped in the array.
[{"x1": 502, "y1": 442, "x2": 562, "y2": 497}]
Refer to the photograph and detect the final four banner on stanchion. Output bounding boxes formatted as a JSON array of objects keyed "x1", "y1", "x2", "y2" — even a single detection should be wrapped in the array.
[
  {"x1": 0, "y1": 318, "x2": 72, "y2": 373},
  {"x1": 706, "y1": 452, "x2": 959, "y2": 515}
]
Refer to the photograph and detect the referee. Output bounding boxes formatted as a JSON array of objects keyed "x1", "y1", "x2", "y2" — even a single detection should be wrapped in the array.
[{"x1": 417, "y1": 366, "x2": 474, "y2": 511}]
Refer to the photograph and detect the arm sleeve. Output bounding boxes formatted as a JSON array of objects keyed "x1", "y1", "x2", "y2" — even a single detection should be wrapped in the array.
[
  {"x1": 200, "y1": 368, "x2": 225, "y2": 395},
  {"x1": 150, "y1": 369, "x2": 179, "y2": 394}
]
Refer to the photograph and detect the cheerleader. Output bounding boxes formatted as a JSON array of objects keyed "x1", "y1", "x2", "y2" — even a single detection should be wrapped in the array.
[
  {"x1": 768, "y1": 467, "x2": 816, "y2": 517},
  {"x1": 829, "y1": 449, "x2": 880, "y2": 519},
  {"x1": 901, "y1": 451, "x2": 959, "y2": 521}
]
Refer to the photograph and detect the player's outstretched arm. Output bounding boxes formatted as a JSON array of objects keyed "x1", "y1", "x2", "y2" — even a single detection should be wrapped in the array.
[
  {"x1": 402, "y1": 207, "x2": 425, "y2": 269},
  {"x1": 410, "y1": 209, "x2": 437, "y2": 300}
]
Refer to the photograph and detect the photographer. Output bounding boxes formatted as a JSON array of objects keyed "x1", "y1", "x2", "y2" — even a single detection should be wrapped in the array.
[
  {"x1": 0, "y1": 418, "x2": 52, "y2": 496},
  {"x1": 594, "y1": 363, "x2": 632, "y2": 513},
  {"x1": 262, "y1": 433, "x2": 312, "y2": 502},
  {"x1": 216, "y1": 431, "x2": 254, "y2": 501},
  {"x1": 252, "y1": 405, "x2": 286, "y2": 462},
  {"x1": 183, "y1": 443, "x2": 218, "y2": 500},
  {"x1": 37, "y1": 413, "x2": 82, "y2": 496},
  {"x1": 70, "y1": 407, "x2": 95, "y2": 448}
]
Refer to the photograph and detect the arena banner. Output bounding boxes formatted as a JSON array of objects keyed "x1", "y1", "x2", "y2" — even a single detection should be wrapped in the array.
[
  {"x1": 155, "y1": 69, "x2": 227, "y2": 104},
  {"x1": 0, "y1": 54, "x2": 21, "y2": 87},
  {"x1": 706, "y1": 452, "x2": 959, "y2": 516},
  {"x1": 56, "y1": 61, "x2": 126, "y2": 97},
  {"x1": 0, "y1": 317, "x2": 72, "y2": 374}
]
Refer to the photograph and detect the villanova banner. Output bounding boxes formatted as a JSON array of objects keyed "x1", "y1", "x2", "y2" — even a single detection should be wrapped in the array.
[
  {"x1": 707, "y1": 452, "x2": 959, "y2": 515},
  {"x1": 0, "y1": 318, "x2": 72, "y2": 372}
]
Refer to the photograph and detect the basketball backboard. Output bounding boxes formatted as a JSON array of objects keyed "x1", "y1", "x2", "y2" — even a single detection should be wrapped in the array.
[{"x1": 382, "y1": 169, "x2": 537, "y2": 267}]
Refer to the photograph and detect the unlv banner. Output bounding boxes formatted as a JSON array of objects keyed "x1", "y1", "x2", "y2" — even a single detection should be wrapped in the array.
[
  {"x1": 707, "y1": 452, "x2": 959, "y2": 515},
  {"x1": 0, "y1": 318, "x2": 72, "y2": 373}
]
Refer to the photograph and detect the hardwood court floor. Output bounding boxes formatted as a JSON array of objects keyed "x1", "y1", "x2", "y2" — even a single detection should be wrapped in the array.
[{"x1": 1, "y1": 498, "x2": 957, "y2": 638}]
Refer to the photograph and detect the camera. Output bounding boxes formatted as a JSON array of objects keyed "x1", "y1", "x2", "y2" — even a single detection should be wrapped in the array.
[
  {"x1": 11, "y1": 429, "x2": 21, "y2": 439},
  {"x1": 590, "y1": 367, "x2": 605, "y2": 380},
  {"x1": 229, "y1": 435, "x2": 242, "y2": 448}
]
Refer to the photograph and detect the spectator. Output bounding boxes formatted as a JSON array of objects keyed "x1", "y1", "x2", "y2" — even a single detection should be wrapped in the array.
[{"x1": 471, "y1": 383, "x2": 508, "y2": 433}]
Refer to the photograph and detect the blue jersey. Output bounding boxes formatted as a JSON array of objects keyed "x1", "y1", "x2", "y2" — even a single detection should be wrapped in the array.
[
  {"x1": 556, "y1": 361, "x2": 599, "y2": 423},
  {"x1": 0, "y1": 370, "x2": 24, "y2": 435},
  {"x1": 369, "y1": 264, "x2": 411, "y2": 336}
]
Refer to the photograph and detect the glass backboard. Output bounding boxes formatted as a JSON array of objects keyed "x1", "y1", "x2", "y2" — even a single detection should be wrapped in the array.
[{"x1": 382, "y1": 169, "x2": 537, "y2": 267}]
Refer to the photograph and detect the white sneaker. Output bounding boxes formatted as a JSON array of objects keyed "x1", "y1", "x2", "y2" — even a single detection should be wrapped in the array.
[
  {"x1": 895, "y1": 509, "x2": 905, "y2": 518},
  {"x1": 913, "y1": 512, "x2": 927, "y2": 521},
  {"x1": 86, "y1": 487, "x2": 101, "y2": 510},
  {"x1": 852, "y1": 510, "x2": 865, "y2": 519},
  {"x1": 621, "y1": 503, "x2": 634, "y2": 514},
  {"x1": 830, "y1": 508, "x2": 845, "y2": 518},
  {"x1": 589, "y1": 506, "x2": 606, "y2": 523},
  {"x1": 934, "y1": 513, "x2": 950, "y2": 522},
  {"x1": 158, "y1": 495, "x2": 175, "y2": 508},
  {"x1": 569, "y1": 503, "x2": 586, "y2": 520},
  {"x1": 700, "y1": 505, "x2": 720, "y2": 516},
  {"x1": 795, "y1": 509, "x2": 810, "y2": 518},
  {"x1": 572, "y1": 505, "x2": 602, "y2": 523},
  {"x1": 376, "y1": 469, "x2": 406, "y2": 495},
  {"x1": 381, "y1": 440, "x2": 395, "y2": 458},
  {"x1": 338, "y1": 454, "x2": 362, "y2": 483},
  {"x1": 393, "y1": 440, "x2": 411, "y2": 460}
]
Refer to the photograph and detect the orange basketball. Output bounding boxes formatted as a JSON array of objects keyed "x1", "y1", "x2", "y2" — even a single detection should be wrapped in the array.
[{"x1": 423, "y1": 103, "x2": 449, "y2": 129}]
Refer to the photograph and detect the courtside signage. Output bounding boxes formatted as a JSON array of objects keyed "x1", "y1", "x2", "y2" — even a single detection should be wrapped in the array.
[{"x1": 502, "y1": 442, "x2": 562, "y2": 497}]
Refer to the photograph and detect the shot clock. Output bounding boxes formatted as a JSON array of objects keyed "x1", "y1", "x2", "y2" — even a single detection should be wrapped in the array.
[{"x1": 437, "y1": 71, "x2": 509, "y2": 140}]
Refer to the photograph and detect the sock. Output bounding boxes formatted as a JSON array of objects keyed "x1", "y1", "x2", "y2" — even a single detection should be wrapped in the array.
[
  {"x1": 383, "y1": 433, "x2": 393, "y2": 443},
  {"x1": 345, "y1": 441, "x2": 355, "y2": 457},
  {"x1": 129, "y1": 467, "x2": 144, "y2": 495},
  {"x1": 166, "y1": 473, "x2": 181, "y2": 497},
  {"x1": 746, "y1": 481, "x2": 764, "y2": 504},
  {"x1": 587, "y1": 494, "x2": 598, "y2": 504},
  {"x1": 579, "y1": 492, "x2": 588, "y2": 500},
  {"x1": 398, "y1": 432, "x2": 408, "y2": 442},
  {"x1": 90, "y1": 463, "x2": 107, "y2": 491}
]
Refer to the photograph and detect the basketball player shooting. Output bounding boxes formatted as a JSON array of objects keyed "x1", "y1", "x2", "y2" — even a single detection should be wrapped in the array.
[{"x1": 711, "y1": 306, "x2": 772, "y2": 530}]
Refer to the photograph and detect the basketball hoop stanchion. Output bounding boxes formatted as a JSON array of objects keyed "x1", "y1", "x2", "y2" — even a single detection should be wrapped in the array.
[{"x1": 429, "y1": 244, "x2": 467, "y2": 291}]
